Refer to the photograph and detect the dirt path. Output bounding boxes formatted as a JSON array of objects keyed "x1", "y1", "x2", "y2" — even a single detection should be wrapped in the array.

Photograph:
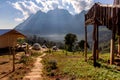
[{"x1": 23, "y1": 53, "x2": 46, "y2": 80}]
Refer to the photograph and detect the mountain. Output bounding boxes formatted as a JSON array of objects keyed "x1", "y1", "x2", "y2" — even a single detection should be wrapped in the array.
[
  {"x1": 15, "y1": 9, "x2": 86, "y2": 40},
  {"x1": 15, "y1": 9, "x2": 111, "y2": 42}
]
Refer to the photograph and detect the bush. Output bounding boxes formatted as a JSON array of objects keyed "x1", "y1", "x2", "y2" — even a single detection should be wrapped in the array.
[
  {"x1": 44, "y1": 60, "x2": 57, "y2": 76},
  {"x1": 31, "y1": 52, "x2": 41, "y2": 57},
  {"x1": 47, "y1": 60, "x2": 57, "y2": 70},
  {"x1": 19, "y1": 55, "x2": 32, "y2": 65}
]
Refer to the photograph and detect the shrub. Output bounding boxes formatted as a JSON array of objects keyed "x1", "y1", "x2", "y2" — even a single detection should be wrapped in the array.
[
  {"x1": 31, "y1": 52, "x2": 41, "y2": 57},
  {"x1": 48, "y1": 60, "x2": 57, "y2": 70},
  {"x1": 44, "y1": 60, "x2": 57, "y2": 76},
  {"x1": 19, "y1": 55, "x2": 32, "y2": 65}
]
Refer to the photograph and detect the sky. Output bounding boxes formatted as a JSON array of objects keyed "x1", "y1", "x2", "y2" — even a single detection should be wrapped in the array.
[{"x1": 0, "y1": 0, "x2": 114, "y2": 29}]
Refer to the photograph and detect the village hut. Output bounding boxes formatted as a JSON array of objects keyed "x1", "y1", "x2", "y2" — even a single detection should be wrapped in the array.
[
  {"x1": 32, "y1": 43, "x2": 41, "y2": 50},
  {"x1": 52, "y1": 46, "x2": 58, "y2": 51},
  {"x1": 0, "y1": 29, "x2": 25, "y2": 71},
  {"x1": 42, "y1": 44, "x2": 47, "y2": 49},
  {"x1": 0, "y1": 29, "x2": 25, "y2": 49}
]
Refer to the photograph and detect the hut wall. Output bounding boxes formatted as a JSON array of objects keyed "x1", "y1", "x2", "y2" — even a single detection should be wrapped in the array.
[{"x1": 0, "y1": 34, "x2": 18, "y2": 48}]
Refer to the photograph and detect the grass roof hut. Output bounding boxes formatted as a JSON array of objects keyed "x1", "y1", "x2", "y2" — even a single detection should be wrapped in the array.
[
  {"x1": 0, "y1": 29, "x2": 25, "y2": 71},
  {"x1": 0, "y1": 29, "x2": 25, "y2": 49}
]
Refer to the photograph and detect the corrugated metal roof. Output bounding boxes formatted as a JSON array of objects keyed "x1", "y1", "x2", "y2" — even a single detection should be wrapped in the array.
[{"x1": 0, "y1": 29, "x2": 12, "y2": 35}]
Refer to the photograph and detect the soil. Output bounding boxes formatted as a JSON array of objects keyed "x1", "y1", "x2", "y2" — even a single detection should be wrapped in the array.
[{"x1": 0, "y1": 52, "x2": 24, "y2": 80}]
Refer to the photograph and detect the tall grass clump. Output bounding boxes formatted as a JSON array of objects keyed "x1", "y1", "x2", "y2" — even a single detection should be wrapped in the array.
[
  {"x1": 31, "y1": 52, "x2": 42, "y2": 57},
  {"x1": 43, "y1": 58, "x2": 58, "y2": 76},
  {"x1": 19, "y1": 55, "x2": 33, "y2": 65}
]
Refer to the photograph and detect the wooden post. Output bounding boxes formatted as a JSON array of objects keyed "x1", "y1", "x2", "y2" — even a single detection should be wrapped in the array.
[
  {"x1": 93, "y1": 23, "x2": 97, "y2": 67},
  {"x1": 12, "y1": 47, "x2": 15, "y2": 71},
  {"x1": 65, "y1": 45, "x2": 68, "y2": 55},
  {"x1": 84, "y1": 25, "x2": 87, "y2": 61},
  {"x1": 96, "y1": 25, "x2": 99, "y2": 60},
  {"x1": 118, "y1": 36, "x2": 120, "y2": 55},
  {"x1": 110, "y1": 24, "x2": 116, "y2": 65},
  {"x1": 110, "y1": 7, "x2": 116, "y2": 65}
]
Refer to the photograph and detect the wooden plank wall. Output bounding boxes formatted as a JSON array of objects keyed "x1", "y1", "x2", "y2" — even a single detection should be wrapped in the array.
[{"x1": 85, "y1": 3, "x2": 120, "y2": 35}]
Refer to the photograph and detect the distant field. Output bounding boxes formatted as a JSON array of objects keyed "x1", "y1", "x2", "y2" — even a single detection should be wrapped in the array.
[{"x1": 42, "y1": 50, "x2": 120, "y2": 80}]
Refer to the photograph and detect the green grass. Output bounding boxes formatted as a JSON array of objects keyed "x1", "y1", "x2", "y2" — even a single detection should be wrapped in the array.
[
  {"x1": 31, "y1": 52, "x2": 42, "y2": 57},
  {"x1": 42, "y1": 50, "x2": 120, "y2": 80}
]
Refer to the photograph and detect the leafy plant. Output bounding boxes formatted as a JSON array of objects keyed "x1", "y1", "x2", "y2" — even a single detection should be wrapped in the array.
[
  {"x1": 31, "y1": 52, "x2": 42, "y2": 57},
  {"x1": 64, "y1": 33, "x2": 77, "y2": 52},
  {"x1": 43, "y1": 59, "x2": 57, "y2": 76},
  {"x1": 19, "y1": 55, "x2": 32, "y2": 65}
]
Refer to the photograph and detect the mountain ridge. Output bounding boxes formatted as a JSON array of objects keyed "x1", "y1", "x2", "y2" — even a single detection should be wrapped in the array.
[
  {"x1": 15, "y1": 9, "x2": 111, "y2": 42},
  {"x1": 15, "y1": 9, "x2": 85, "y2": 35}
]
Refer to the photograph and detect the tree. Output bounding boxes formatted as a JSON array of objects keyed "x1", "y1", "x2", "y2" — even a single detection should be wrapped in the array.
[
  {"x1": 78, "y1": 40, "x2": 89, "y2": 52},
  {"x1": 64, "y1": 33, "x2": 77, "y2": 52},
  {"x1": 17, "y1": 38, "x2": 26, "y2": 45},
  {"x1": 33, "y1": 35, "x2": 37, "y2": 43}
]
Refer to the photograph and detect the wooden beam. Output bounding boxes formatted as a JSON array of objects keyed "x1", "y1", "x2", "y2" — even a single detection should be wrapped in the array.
[
  {"x1": 85, "y1": 18, "x2": 94, "y2": 25},
  {"x1": 84, "y1": 25, "x2": 87, "y2": 61}
]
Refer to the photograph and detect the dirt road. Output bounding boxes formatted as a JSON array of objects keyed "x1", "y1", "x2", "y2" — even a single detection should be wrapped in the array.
[{"x1": 23, "y1": 53, "x2": 46, "y2": 80}]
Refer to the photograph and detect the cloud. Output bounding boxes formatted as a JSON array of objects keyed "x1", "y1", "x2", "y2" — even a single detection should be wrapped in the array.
[
  {"x1": 61, "y1": 0, "x2": 94, "y2": 14},
  {"x1": 10, "y1": 0, "x2": 94, "y2": 22},
  {"x1": 11, "y1": 0, "x2": 40, "y2": 22},
  {"x1": 14, "y1": 17, "x2": 25, "y2": 22}
]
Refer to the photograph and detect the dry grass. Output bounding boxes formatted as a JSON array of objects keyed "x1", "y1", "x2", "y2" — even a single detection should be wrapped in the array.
[
  {"x1": 0, "y1": 46, "x2": 43, "y2": 80},
  {"x1": 0, "y1": 52, "x2": 24, "y2": 79}
]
